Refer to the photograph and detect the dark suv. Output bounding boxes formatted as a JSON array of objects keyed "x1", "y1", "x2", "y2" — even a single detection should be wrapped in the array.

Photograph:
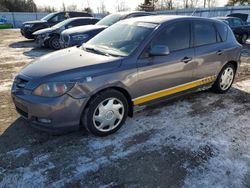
[
  {"x1": 215, "y1": 16, "x2": 250, "y2": 44},
  {"x1": 21, "y1": 11, "x2": 92, "y2": 39}
]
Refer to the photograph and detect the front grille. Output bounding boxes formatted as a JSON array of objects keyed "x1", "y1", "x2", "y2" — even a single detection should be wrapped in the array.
[
  {"x1": 16, "y1": 107, "x2": 28, "y2": 118},
  {"x1": 14, "y1": 77, "x2": 28, "y2": 88}
]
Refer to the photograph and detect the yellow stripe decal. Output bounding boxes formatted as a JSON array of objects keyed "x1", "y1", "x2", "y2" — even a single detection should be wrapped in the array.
[{"x1": 133, "y1": 76, "x2": 216, "y2": 105}]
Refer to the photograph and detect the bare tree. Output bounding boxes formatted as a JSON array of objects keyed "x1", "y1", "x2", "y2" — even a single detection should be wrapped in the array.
[
  {"x1": 67, "y1": 4, "x2": 77, "y2": 11},
  {"x1": 116, "y1": 0, "x2": 130, "y2": 12},
  {"x1": 155, "y1": 0, "x2": 174, "y2": 10},
  {"x1": 97, "y1": 1, "x2": 107, "y2": 14},
  {"x1": 61, "y1": 2, "x2": 66, "y2": 11}
]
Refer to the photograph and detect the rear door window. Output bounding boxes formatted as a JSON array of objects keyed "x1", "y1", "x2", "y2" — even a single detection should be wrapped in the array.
[
  {"x1": 151, "y1": 22, "x2": 191, "y2": 52},
  {"x1": 194, "y1": 21, "x2": 217, "y2": 46}
]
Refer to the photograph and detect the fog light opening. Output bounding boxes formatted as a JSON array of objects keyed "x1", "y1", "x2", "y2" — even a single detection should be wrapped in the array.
[{"x1": 37, "y1": 117, "x2": 52, "y2": 124}]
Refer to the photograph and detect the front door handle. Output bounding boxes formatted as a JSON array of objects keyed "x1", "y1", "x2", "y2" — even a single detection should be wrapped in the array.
[
  {"x1": 181, "y1": 57, "x2": 192, "y2": 63},
  {"x1": 216, "y1": 50, "x2": 223, "y2": 55}
]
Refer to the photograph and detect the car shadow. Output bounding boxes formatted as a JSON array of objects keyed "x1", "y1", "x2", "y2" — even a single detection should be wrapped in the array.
[
  {"x1": 9, "y1": 40, "x2": 35, "y2": 48},
  {"x1": 0, "y1": 117, "x2": 85, "y2": 154},
  {"x1": 23, "y1": 48, "x2": 53, "y2": 58},
  {"x1": 9, "y1": 40, "x2": 54, "y2": 58}
]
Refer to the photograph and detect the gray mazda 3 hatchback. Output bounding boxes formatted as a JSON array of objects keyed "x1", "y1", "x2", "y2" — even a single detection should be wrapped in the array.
[{"x1": 12, "y1": 16, "x2": 242, "y2": 136}]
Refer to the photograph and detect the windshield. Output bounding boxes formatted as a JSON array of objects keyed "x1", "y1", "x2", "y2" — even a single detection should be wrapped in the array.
[
  {"x1": 96, "y1": 14, "x2": 123, "y2": 26},
  {"x1": 84, "y1": 22, "x2": 157, "y2": 57},
  {"x1": 41, "y1": 13, "x2": 57, "y2": 21},
  {"x1": 53, "y1": 19, "x2": 71, "y2": 28}
]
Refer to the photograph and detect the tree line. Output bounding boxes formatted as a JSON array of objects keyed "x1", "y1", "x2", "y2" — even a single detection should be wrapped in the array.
[
  {"x1": 0, "y1": 0, "x2": 249, "y2": 12},
  {"x1": 139, "y1": 0, "x2": 250, "y2": 11},
  {"x1": 0, "y1": 0, "x2": 37, "y2": 12}
]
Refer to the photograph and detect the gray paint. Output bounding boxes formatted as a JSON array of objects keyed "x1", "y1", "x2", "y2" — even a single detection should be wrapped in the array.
[{"x1": 11, "y1": 15, "x2": 242, "y2": 132}]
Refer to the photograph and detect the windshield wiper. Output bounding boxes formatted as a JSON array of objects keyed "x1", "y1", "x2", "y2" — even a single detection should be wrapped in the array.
[{"x1": 83, "y1": 47, "x2": 110, "y2": 57}]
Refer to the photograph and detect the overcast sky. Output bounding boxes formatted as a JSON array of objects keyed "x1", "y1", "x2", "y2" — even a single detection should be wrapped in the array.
[{"x1": 34, "y1": 0, "x2": 228, "y2": 13}]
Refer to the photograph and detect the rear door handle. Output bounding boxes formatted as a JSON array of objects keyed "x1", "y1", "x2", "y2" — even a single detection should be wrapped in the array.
[
  {"x1": 216, "y1": 50, "x2": 223, "y2": 55},
  {"x1": 181, "y1": 57, "x2": 192, "y2": 63}
]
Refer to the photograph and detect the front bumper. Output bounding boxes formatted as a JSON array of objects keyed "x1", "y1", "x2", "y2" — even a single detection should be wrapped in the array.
[
  {"x1": 11, "y1": 89, "x2": 88, "y2": 133},
  {"x1": 35, "y1": 35, "x2": 50, "y2": 48},
  {"x1": 21, "y1": 27, "x2": 34, "y2": 39}
]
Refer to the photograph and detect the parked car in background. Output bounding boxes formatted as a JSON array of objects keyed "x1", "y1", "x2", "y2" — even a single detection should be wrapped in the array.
[
  {"x1": 33, "y1": 17, "x2": 99, "y2": 50},
  {"x1": 214, "y1": 15, "x2": 250, "y2": 44},
  {"x1": 60, "y1": 11, "x2": 154, "y2": 48},
  {"x1": 12, "y1": 16, "x2": 241, "y2": 136},
  {"x1": 21, "y1": 11, "x2": 92, "y2": 39}
]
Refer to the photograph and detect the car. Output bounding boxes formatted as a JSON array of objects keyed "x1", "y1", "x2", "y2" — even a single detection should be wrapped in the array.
[
  {"x1": 33, "y1": 17, "x2": 99, "y2": 50},
  {"x1": 12, "y1": 15, "x2": 242, "y2": 136},
  {"x1": 214, "y1": 16, "x2": 250, "y2": 44},
  {"x1": 60, "y1": 11, "x2": 154, "y2": 49},
  {"x1": 21, "y1": 11, "x2": 92, "y2": 39}
]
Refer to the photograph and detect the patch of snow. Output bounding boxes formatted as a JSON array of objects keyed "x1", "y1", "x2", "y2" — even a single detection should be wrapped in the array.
[
  {"x1": 59, "y1": 80, "x2": 250, "y2": 187},
  {"x1": 2, "y1": 79, "x2": 250, "y2": 187},
  {"x1": 0, "y1": 162, "x2": 54, "y2": 188},
  {"x1": 235, "y1": 79, "x2": 250, "y2": 93},
  {"x1": 0, "y1": 81, "x2": 12, "y2": 92},
  {"x1": 6, "y1": 148, "x2": 29, "y2": 158}
]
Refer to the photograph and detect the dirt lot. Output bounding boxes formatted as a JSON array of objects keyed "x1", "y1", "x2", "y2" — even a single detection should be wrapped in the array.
[{"x1": 0, "y1": 29, "x2": 250, "y2": 188}]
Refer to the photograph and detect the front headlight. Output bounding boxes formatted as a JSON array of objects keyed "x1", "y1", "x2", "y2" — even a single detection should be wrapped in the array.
[
  {"x1": 41, "y1": 33, "x2": 50, "y2": 38},
  {"x1": 33, "y1": 82, "x2": 75, "y2": 97},
  {"x1": 72, "y1": 34, "x2": 89, "y2": 41},
  {"x1": 24, "y1": 24, "x2": 34, "y2": 28}
]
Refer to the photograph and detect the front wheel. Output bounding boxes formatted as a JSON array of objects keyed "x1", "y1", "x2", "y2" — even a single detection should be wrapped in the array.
[
  {"x1": 82, "y1": 89, "x2": 129, "y2": 136},
  {"x1": 211, "y1": 63, "x2": 236, "y2": 93},
  {"x1": 49, "y1": 36, "x2": 61, "y2": 50}
]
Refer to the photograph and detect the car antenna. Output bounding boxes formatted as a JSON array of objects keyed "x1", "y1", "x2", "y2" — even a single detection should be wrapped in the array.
[{"x1": 191, "y1": 8, "x2": 197, "y2": 16}]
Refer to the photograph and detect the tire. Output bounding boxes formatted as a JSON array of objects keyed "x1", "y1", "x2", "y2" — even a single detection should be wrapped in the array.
[
  {"x1": 82, "y1": 89, "x2": 129, "y2": 137},
  {"x1": 240, "y1": 33, "x2": 248, "y2": 44},
  {"x1": 211, "y1": 63, "x2": 236, "y2": 94},
  {"x1": 44, "y1": 40, "x2": 50, "y2": 48},
  {"x1": 49, "y1": 35, "x2": 61, "y2": 50}
]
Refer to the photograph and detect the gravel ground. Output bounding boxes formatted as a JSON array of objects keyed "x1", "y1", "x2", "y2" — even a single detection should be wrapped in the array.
[{"x1": 0, "y1": 29, "x2": 250, "y2": 188}]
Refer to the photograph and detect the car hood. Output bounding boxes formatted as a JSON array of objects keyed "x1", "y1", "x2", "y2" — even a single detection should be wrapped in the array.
[
  {"x1": 23, "y1": 20, "x2": 47, "y2": 25},
  {"x1": 33, "y1": 27, "x2": 56, "y2": 35},
  {"x1": 20, "y1": 47, "x2": 122, "y2": 83},
  {"x1": 62, "y1": 25, "x2": 107, "y2": 35}
]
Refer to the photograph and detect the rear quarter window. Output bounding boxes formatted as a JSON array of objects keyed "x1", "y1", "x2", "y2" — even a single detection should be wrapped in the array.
[{"x1": 216, "y1": 23, "x2": 228, "y2": 42}]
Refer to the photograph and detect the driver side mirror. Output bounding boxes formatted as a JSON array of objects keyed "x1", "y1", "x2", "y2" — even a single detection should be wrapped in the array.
[{"x1": 149, "y1": 45, "x2": 170, "y2": 56}]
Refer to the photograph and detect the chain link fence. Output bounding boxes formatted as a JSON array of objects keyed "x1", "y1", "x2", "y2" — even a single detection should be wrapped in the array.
[{"x1": 0, "y1": 6, "x2": 250, "y2": 28}]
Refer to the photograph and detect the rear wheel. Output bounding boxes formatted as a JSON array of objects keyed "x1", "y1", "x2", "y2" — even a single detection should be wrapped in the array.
[
  {"x1": 49, "y1": 35, "x2": 61, "y2": 50},
  {"x1": 241, "y1": 33, "x2": 248, "y2": 44},
  {"x1": 211, "y1": 63, "x2": 236, "y2": 93},
  {"x1": 82, "y1": 89, "x2": 128, "y2": 136}
]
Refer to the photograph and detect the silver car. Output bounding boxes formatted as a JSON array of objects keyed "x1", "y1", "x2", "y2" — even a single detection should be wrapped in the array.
[{"x1": 12, "y1": 15, "x2": 242, "y2": 136}]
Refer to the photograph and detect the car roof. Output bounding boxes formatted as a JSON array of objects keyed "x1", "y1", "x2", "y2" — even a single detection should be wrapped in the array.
[
  {"x1": 214, "y1": 16, "x2": 238, "y2": 20},
  {"x1": 66, "y1": 17, "x2": 98, "y2": 21},
  {"x1": 115, "y1": 11, "x2": 153, "y2": 16},
  {"x1": 122, "y1": 15, "x2": 220, "y2": 24}
]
